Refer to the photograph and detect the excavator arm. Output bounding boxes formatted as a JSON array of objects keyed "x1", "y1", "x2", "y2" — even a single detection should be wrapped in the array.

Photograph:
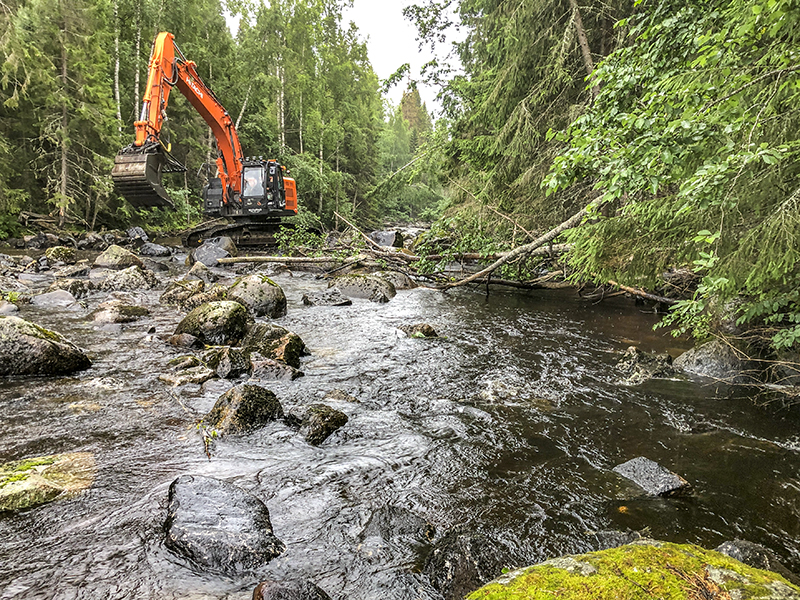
[{"x1": 112, "y1": 32, "x2": 244, "y2": 208}]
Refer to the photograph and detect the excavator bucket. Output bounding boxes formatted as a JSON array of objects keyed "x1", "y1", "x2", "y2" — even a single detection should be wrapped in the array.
[{"x1": 111, "y1": 150, "x2": 175, "y2": 209}]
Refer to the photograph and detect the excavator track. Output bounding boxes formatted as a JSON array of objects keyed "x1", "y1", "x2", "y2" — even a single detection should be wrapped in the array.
[{"x1": 181, "y1": 217, "x2": 294, "y2": 248}]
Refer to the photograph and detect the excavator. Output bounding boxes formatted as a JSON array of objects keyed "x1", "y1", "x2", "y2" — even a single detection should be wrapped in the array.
[{"x1": 111, "y1": 32, "x2": 298, "y2": 247}]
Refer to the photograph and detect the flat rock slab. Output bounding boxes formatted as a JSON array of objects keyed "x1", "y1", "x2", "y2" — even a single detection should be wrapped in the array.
[
  {"x1": 0, "y1": 452, "x2": 96, "y2": 511},
  {"x1": 164, "y1": 475, "x2": 285, "y2": 576},
  {"x1": 469, "y1": 539, "x2": 800, "y2": 600},
  {"x1": 613, "y1": 456, "x2": 691, "y2": 497}
]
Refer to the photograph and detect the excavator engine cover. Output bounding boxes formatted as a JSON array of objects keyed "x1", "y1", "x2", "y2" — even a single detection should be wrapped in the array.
[{"x1": 112, "y1": 146, "x2": 183, "y2": 209}]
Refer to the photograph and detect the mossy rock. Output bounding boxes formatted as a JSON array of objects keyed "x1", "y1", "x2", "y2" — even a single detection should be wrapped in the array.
[
  {"x1": 203, "y1": 383, "x2": 284, "y2": 435},
  {"x1": 242, "y1": 323, "x2": 305, "y2": 369},
  {"x1": 0, "y1": 452, "x2": 96, "y2": 511},
  {"x1": 468, "y1": 539, "x2": 800, "y2": 599},
  {"x1": 99, "y1": 265, "x2": 158, "y2": 291},
  {"x1": 0, "y1": 316, "x2": 91, "y2": 376},
  {"x1": 93, "y1": 244, "x2": 144, "y2": 270},
  {"x1": 160, "y1": 279, "x2": 205, "y2": 308},
  {"x1": 44, "y1": 245, "x2": 77, "y2": 264},
  {"x1": 228, "y1": 274, "x2": 287, "y2": 318},
  {"x1": 174, "y1": 301, "x2": 249, "y2": 346}
]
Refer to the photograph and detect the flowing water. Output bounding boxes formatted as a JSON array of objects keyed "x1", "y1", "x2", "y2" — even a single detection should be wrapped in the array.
[{"x1": 1, "y1": 258, "x2": 799, "y2": 599}]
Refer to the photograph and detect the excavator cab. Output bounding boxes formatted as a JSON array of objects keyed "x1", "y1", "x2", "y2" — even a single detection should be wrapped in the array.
[{"x1": 111, "y1": 143, "x2": 186, "y2": 209}]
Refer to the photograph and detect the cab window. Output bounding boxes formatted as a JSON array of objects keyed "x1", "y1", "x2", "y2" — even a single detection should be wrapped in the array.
[{"x1": 242, "y1": 167, "x2": 264, "y2": 197}]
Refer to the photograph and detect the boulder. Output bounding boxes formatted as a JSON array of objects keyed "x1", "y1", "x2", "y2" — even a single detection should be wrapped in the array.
[
  {"x1": 616, "y1": 346, "x2": 676, "y2": 385},
  {"x1": 468, "y1": 539, "x2": 800, "y2": 600},
  {"x1": 189, "y1": 236, "x2": 237, "y2": 267},
  {"x1": 228, "y1": 274, "x2": 287, "y2": 318},
  {"x1": 674, "y1": 339, "x2": 756, "y2": 384},
  {"x1": 174, "y1": 301, "x2": 249, "y2": 346},
  {"x1": 185, "y1": 260, "x2": 219, "y2": 284},
  {"x1": 126, "y1": 226, "x2": 149, "y2": 245},
  {"x1": 203, "y1": 346, "x2": 250, "y2": 379},
  {"x1": 612, "y1": 456, "x2": 691, "y2": 497},
  {"x1": 301, "y1": 289, "x2": 352, "y2": 307},
  {"x1": 44, "y1": 245, "x2": 77, "y2": 264},
  {"x1": 242, "y1": 323, "x2": 305, "y2": 369},
  {"x1": 164, "y1": 475, "x2": 285, "y2": 575},
  {"x1": 253, "y1": 581, "x2": 332, "y2": 600},
  {"x1": 160, "y1": 280, "x2": 205, "y2": 308},
  {"x1": 183, "y1": 285, "x2": 229, "y2": 311},
  {"x1": 93, "y1": 244, "x2": 145, "y2": 270},
  {"x1": 31, "y1": 289, "x2": 77, "y2": 308},
  {"x1": 92, "y1": 297, "x2": 150, "y2": 324},
  {"x1": 369, "y1": 230, "x2": 404, "y2": 248},
  {"x1": 53, "y1": 263, "x2": 91, "y2": 278},
  {"x1": 398, "y1": 323, "x2": 438, "y2": 338},
  {"x1": 329, "y1": 273, "x2": 396, "y2": 303},
  {"x1": 250, "y1": 353, "x2": 304, "y2": 381},
  {"x1": 48, "y1": 278, "x2": 93, "y2": 299},
  {"x1": 158, "y1": 366, "x2": 216, "y2": 387},
  {"x1": 716, "y1": 540, "x2": 800, "y2": 587},
  {"x1": 374, "y1": 270, "x2": 416, "y2": 290},
  {"x1": 0, "y1": 316, "x2": 91, "y2": 376},
  {"x1": 0, "y1": 452, "x2": 96, "y2": 511},
  {"x1": 138, "y1": 242, "x2": 171, "y2": 257},
  {"x1": 424, "y1": 528, "x2": 510, "y2": 600},
  {"x1": 203, "y1": 383, "x2": 284, "y2": 435},
  {"x1": 286, "y1": 404, "x2": 348, "y2": 446},
  {"x1": 0, "y1": 301, "x2": 18, "y2": 315},
  {"x1": 99, "y1": 265, "x2": 158, "y2": 291}
]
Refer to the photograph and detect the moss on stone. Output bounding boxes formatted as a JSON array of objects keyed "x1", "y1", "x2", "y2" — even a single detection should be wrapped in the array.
[{"x1": 468, "y1": 541, "x2": 800, "y2": 600}]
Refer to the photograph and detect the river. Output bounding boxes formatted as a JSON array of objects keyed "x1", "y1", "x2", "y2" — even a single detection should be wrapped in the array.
[{"x1": 1, "y1": 257, "x2": 799, "y2": 599}]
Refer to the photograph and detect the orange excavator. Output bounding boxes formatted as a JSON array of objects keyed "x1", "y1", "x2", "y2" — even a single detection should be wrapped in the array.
[{"x1": 111, "y1": 32, "x2": 298, "y2": 246}]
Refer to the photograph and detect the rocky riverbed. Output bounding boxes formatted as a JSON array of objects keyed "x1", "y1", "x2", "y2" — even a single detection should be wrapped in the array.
[{"x1": 0, "y1": 236, "x2": 799, "y2": 599}]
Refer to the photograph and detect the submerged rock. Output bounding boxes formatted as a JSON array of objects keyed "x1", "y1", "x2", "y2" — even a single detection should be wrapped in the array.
[
  {"x1": 329, "y1": 273, "x2": 396, "y2": 303},
  {"x1": 616, "y1": 346, "x2": 676, "y2": 384},
  {"x1": 674, "y1": 339, "x2": 756, "y2": 384},
  {"x1": 0, "y1": 316, "x2": 91, "y2": 376},
  {"x1": 250, "y1": 353, "x2": 304, "y2": 381},
  {"x1": 93, "y1": 244, "x2": 145, "y2": 270},
  {"x1": 468, "y1": 539, "x2": 800, "y2": 600},
  {"x1": 424, "y1": 528, "x2": 510, "y2": 600},
  {"x1": 228, "y1": 274, "x2": 287, "y2": 318},
  {"x1": 398, "y1": 323, "x2": 438, "y2": 338},
  {"x1": 242, "y1": 323, "x2": 305, "y2": 369},
  {"x1": 189, "y1": 236, "x2": 237, "y2": 267},
  {"x1": 0, "y1": 452, "x2": 96, "y2": 511},
  {"x1": 286, "y1": 403, "x2": 348, "y2": 446},
  {"x1": 301, "y1": 288, "x2": 352, "y2": 307},
  {"x1": 99, "y1": 265, "x2": 158, "y2": 291},
  {"x1": 203, "y1": 383, "x2": 284, "y2": 435},
  {"x1": 253, "y1": 580, "x2": 332, "y2": 600},
  {"x1": 613, "y1": 456, "x2": 691, "y2": 497},
  {"x1": 174, "y1": 301, "x2": 249, "y2": 346},
  {"x1": 165, "y1": 475, "x2": 285, "y2": 576}
]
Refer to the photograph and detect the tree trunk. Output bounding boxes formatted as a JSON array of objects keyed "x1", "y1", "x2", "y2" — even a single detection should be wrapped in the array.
[
  {"x1": 569, "y1": 0, "x2": 599, "y2": 100},
  {"x1": 113, "y1": 0, "x2": 121, "y2": 129},
  {"x1": 318, "y1": 122, "x2": 324, "y2": 214},
  {"x1": 299, "y1": 92, "x2": 304, "y2": 154},
  {"x1": 59, "y1": 20, "x2": 69, "y2": 228},
  {"x1": 134, "y1": 1, "x2": 142, "y2": 108},
  {"x1": 278, "y1": 64, "x2": 286, "y2": 149}
]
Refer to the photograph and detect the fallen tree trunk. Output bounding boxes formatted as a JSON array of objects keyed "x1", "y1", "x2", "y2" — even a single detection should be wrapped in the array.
[{"x1": 608, "y1": 280, "x2": 677, "y2": 305}]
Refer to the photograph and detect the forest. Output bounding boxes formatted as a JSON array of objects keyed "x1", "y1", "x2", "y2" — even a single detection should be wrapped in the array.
[{"x1": 0, "y1": 0, "x2": 799, "y2": 354}]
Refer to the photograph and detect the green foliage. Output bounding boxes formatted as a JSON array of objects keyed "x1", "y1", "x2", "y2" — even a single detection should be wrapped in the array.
[
  {"x1": 274, "y1": 211, "x2": 324, "y2": 255},
  {"x1": 545, "y1": 0, "x2": 800, "y2": 349}
]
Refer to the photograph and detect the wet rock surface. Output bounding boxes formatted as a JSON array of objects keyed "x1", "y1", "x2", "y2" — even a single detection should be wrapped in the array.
[
  {"x1": 675, "y1": 339, "x2": 756, "y2": 383},
  {"x1": 164, "y1": 475, "x2": 285, "y2": 576},
  {"x1": 0, "y1": 452, "x2": 96, "y2": 511},
  {"x1": 203, "y1": 384, "x2": 284, "y2": 435},
  {"x1": 398, "y1": 323, "x2": 438, "y2": 338},
  {"x1": 31, "y1": 289, "x2": 78, "y2": 308},
  {"x1": 613, "y1": 456, "x2": 692, "y2": 497},
  {"x1": 616, "y1": 345, "x2": 676, "y2": 384},
  {"x1": 374, "y1": 270, "x2": 416, "y2": 290},
  {"x1": 160, "y1": 279, "x2": 206, "y2": 308},
  {"x1": 228, "y1": 274, "x2": 287, "y2": 318},
  {"x1": 99, "y1": 265, "x2": 158, "y2": 291},
  {"x1": 93, "y1": 245, "x2": 145, "y2": 270},
  {"x1": 329, "y1": 273, "x2": 397, "y2": 303},
  {"x1": 286, "y1": 403, "x2": 348, "y2": 446},
  {"x1": 92, "y1": 296, "x2": 150, "y2": 324},
  {"x1": 138, "y1": 242, "x2": 171, "y2": 257},
  {"x1": 369, "y1": 230, "x2": 404, "y2": 248},
  {"x1": 250, "y1": 353, "x2": 304, "y2": 381},
  {"x1": 189, "y1": 237, "x2": 237, "y2": 267},
  {"x1": 252, "y1": 580, "x2": 333, "y2": 600},
  {"x1": 301, "y1": 288, "x2": 352, "y2": 307},
  {"x1": 242, "y1": 323, "x2": 305, "y2": 369},
  {"x1": 716, "y1": 539, "x2": 800, "y2": 587},
  {"x1": 0, "y1": 315, "x2": 91, "y2": 376},
  {"x1": 174, "y1": 301, "x2": 249, "y2": 346}
]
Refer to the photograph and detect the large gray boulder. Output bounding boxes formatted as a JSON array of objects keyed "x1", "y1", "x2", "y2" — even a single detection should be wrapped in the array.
[
  {"x1": 329, "y1": 273, "x2": 397, "y2": 303},
  {"x1": 203, "y1": 383, "x2": 284, "y2": 435},
  {"x1": 242, "y1": 323, "x2": 305, "y2": 369},
  {"x1": 99, "y1": 265, "x2": 158, "y2": 291},
  {"x1": 613, "y1": 456, "x2": 691, "y2": 497},
  {"x1": 674, "y1": 339, "x2": 756, "y2": 384},
  {"x1": 138, "y1": 242, "x2": 171, "y2": 257},
  {"x1": 93, "y1": 244, "x2": 144, "y2": 270},
  {"x1": 164, "y1": 475, "x2": 285, "y2": 576},
  {"x1": 0, "y1": 316, "x2": 91, "y2": 376},
  {"x1": 174, "y1": 301, "x2": 249, "y2": 346},
  {"x1": 31, "y1": 289, "x2": 78, "y2": 308},
  {"x1": 228, "y1": 274, "x2": 287, "y2": 318},
  {"x1": 369, "y1": 230, "x2": 404, "y2": 248},
  {"x1": 0, "y1": 452, "x2": 96, "y2": 511},
  {"x1": 189, "y1": 236, "x2": 237, "y2": 267}
]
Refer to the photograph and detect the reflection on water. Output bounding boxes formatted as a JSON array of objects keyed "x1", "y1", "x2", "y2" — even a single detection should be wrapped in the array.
[{"x1": 1, "y1": 264, "x2": 799, "y2": 599}]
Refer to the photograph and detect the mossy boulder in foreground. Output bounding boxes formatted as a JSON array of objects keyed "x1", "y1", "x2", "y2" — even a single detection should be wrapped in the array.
[
  {"x1": 468, "y1": 539, "x2": 800, "y2": 600},
  {"x1": 174, "y1": 301, "x2": 249, "y2": 346},
  {"x1": 0, "y1": 316, "x2": 91, "y2": 376},
  {"x1": 228, "y1": 274, "x2": 287, "y2": 318},
  {"x1": 0, "y1": 452, "x2": 96, "y2": 511}
]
